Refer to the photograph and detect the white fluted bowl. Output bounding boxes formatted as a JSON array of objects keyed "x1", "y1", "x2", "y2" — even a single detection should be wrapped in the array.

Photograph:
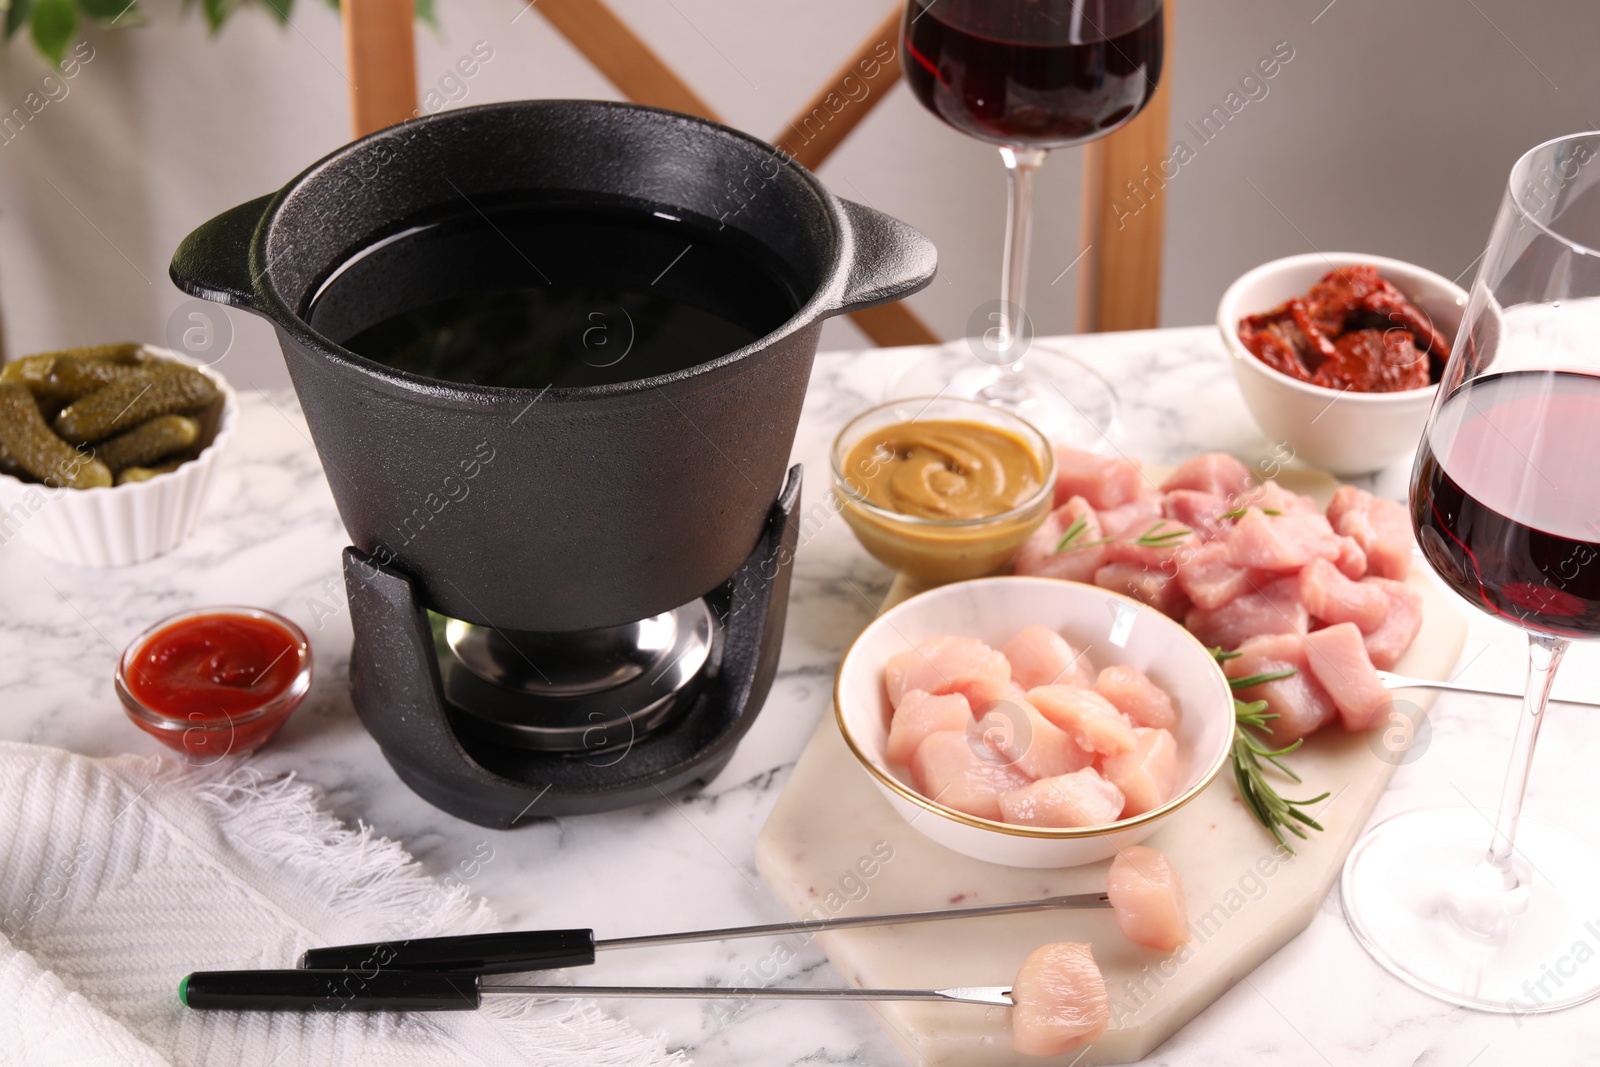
[{"x1": 0, "y1": 349, "x2": 236, "y2": 567}]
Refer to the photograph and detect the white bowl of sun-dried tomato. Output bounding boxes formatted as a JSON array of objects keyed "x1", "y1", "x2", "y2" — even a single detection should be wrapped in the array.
[{"x1": 1218, "y1": 252, "x2": 1467, "y2": 477}]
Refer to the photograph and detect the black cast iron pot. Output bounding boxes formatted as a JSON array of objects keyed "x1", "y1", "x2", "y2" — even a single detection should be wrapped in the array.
[{"x1": 171, "y1": 100, "x2": 935, "y2": 632}]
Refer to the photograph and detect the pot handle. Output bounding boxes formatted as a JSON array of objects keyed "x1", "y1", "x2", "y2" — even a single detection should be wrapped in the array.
[
  {"x1": 825, "y1": 198, "x2": 938, "y2": 317},
  {"x1": 168, "y1": 193, "x2": 275, "y2": 310}
]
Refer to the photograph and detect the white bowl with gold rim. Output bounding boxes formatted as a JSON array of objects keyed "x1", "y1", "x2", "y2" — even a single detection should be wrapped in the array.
[{"x1": 834, "y1": 576, "x2": 1235, "y2": 869}]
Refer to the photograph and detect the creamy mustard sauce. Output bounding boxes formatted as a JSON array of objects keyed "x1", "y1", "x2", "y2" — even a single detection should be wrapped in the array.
[{"x1": 842, "y1": 419, "x2": 1045, "y2": 521}]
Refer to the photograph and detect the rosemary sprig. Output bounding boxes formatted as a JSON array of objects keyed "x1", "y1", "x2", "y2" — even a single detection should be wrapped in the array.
[
  {"x1": 1054, "y1": 514, "x2": 1088, "y2": 552},
  {"x1": 1133, "y1": 520, "x2": 1190, "y2": 547},
  {"x1": 1054, "y1": 516, "x2": 1191, "y2": 555},
  {"x1": 1053, "y1": 513, "x2": 1112, "y2": 553},
  {"x1": 1220, "y1": 505, "x2": 1283, "y2": 520},
  {"x1": 1228, "y1": 669, "x2": 1298, "y2": 690},
  {"x1": 1211, "y1": 647, "x2": 1330, "y2": 852}
]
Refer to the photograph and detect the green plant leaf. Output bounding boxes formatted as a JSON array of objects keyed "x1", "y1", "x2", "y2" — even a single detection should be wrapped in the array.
[
  {"x1": 81, "y1": 0, "x2": 137, "y2": 24},
  {"x1": 4, "y1": 0, "x2": 32, "y2": 40},
  {"x1": 28, "y1": 0, "x2": 74, "y2": 64},
  {"x1": 412, "y1": 0, "x2": 433, "y2": 27},
  {"x1": 200, "y1": 0, "x2": 232, "y2": 32},
  {"x1": 258, "y1": 0, "x2": 291, "y2": 23}
]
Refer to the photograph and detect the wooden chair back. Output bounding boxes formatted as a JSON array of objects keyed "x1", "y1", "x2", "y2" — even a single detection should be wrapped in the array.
[{"x1": 339, "y1": 0, "x2": 1175, "y2": 344}]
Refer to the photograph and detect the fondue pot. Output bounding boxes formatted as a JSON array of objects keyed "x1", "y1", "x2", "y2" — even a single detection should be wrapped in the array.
[
  {"x1": 172, "y1": 100, "x2": 935, "y2": 633},
  {"x1": 170, "y1": 100, "x2": 936, "y2": 824}
]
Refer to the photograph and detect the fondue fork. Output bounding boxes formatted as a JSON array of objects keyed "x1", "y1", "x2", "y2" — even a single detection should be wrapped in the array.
[
  {"x1": 1378, "y1": 669, "x2": 1600, "y2": 707},
  {"x1": 299, "y1": 893, "x2": 1111, "y2": 975},
  {"x1": 179, "y1": 969, "x2": 1017, "y2": 1012}
]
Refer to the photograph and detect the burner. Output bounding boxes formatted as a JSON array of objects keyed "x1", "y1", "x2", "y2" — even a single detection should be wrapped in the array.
[
  {"x1": 339, "y1": 467, "x2": 801, "y2": 825},
  {"x1": 436, "y1": 601, "x2": 717, "y2": 753}
]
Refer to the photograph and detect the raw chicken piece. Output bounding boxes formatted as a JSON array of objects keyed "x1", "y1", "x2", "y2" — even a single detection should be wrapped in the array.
[
  {"x1": 1094, "y1": 562, "x2": 1192, "y2": 619},
  {"x1": 1160, "y1": 452, "x2": 1254, "y2": 500},
  {"x1": 1106, "y1": 846, "x2": 1190, "y2": 952},
  {"x1": 1238, "y1": 478, "x2": 1321, "y2": 516},
  {"x1": 976, "y1": 698, "x2": 1094, "y2": 779},
  {"x1": 1010, "y1": 942, "x2": 1110, "y2": 1058},
  {"x1": 1361, "y1": 576, "x2": 1424, "y2": 669},
  {"x1": 910, "y1": 730, "x2": 1031, "y2": 821},
  {"x1": 999, "y1": 767, "x2": 1125, "y2": 828},
  {"x1": 1054, "y1": 447, "x2": 1145, "y2": 510},
  {"x1": 1095, "y1": 496, "x2": 1157, "y2": 541},
  {"x1": 1334, "y1": 536, "x2": 1368, "y2": 580},
  {"x1": 1100, "y1": 727, "x2": 1179, "y2": 817},
  {"x1": 1102, "y1": 512, "x2": 1197, "y2": 570},
  {"x1": 1184, "y1": 575, "x2": 1307, "y2": 651},
  {"x1": 883, "y1": 636, "x2": 1011, "y2": 709},
  {"x1": 885, "y1": 689, "x2": 972, "y2": 766},
  {"x1": 1138, "y1": 481, "x2": 1167, "y2": 509},
  {"x1": 1304, "y1": 622, "x2": 1391, "y2": 731},
  {"x1": 1003, "y1": 625, "x2": 1092, "y2": 689},
  {"x1": 1298, "y1": 557, "x2": 1389, "y2": 633},
  {"x1": 1226, "y1": 509, "x2": 1344, "y2": 571},
  {"x1": 1094, "y1": 665, "x2": 1178, "y2": 729},
  {"x1": 1226, "y1": 633, "x2": 1338, "y2": 744},
  {"x1": 1162, "y1": 489, "x2": 1232, "y2": 542},
  {"x1": 1174, "y1": 540, "x2": 1258, "y2": 611},
  {"x1": 1327, "y1": 485, "x2": 1413, "y2": 580},
  {"x1": 1324, "y1": 484, "x2": 1367, "y2": 528},
  {"x1": 1027, "y1": 686, "x2": 1137, "y2": 755},
  {"x1": 1015, "y1": 497, "x2": 1107, "y2": 583}
]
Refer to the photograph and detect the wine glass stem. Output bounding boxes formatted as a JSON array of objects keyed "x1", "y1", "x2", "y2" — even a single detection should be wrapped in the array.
[
  {"x1": 985, "y1": 145, "x2": 1048, "y2": 404},
  {"x1": 1484, "y1": 632, "x2": 1569, "y2": 890}
]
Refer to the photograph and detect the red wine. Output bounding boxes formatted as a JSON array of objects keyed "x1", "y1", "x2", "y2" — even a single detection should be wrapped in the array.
[
  {"x1": 1413, "y1": 370, "x2": 1600, "y2": 638},
  {"x1": 903, "y1": 0, "x2": 1163, "y2": 148}
]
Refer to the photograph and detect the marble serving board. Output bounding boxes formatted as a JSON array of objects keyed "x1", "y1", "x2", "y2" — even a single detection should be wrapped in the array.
[{"x1": 755, "y1": 469, "x2": 1470, "y2": 1066}]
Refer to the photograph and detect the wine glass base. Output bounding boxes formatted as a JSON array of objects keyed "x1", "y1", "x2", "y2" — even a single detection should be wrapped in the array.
[
  {"x1": 886, "y1": 345, "x2": 1120, "y2": 453},
  {"x1": 1342, "y1": 807, "x2": 1600, "y2": 1014}
]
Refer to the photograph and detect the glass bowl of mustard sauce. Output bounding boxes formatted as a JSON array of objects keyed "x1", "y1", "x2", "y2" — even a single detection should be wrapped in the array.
[{"x1": 831, "y1": 398, "x2": 1055, "y2": 583}]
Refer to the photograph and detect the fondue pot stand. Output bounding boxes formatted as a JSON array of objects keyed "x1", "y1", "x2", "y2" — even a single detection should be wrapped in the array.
[{"x1": 169, "y1": 100, "x2": 936, "y2": 825}]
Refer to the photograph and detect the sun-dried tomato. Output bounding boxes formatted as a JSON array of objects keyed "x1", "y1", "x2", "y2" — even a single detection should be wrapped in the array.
[{"x1": 1237, "y1": 266, "x2": 1450, "y2": 391}]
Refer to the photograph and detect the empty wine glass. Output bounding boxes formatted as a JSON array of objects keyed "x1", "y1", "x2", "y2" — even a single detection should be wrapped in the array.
[
  {"x1": 1342, "y1": 131, "x2": 1600, "y2": 1013},
  {"x1": 891, "y1": 0, "x2": 1164, "y2": 449}
]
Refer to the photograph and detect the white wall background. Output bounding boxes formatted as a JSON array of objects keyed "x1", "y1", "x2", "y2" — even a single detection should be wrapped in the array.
[{"x1": 0, "y1": 0, "x2": 1596, "y2": 389}]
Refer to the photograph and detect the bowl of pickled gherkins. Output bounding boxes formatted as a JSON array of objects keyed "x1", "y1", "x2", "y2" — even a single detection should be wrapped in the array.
[{"x1": 0, "y1": 343, "x2": 236, "y2": 566}]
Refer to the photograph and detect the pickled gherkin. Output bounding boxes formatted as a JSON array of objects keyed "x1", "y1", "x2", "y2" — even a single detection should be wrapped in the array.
[
  {"x1": 92, "y1": 415, "x2": 199, "y2": 472},
  {"x1": 54, "y1": 363, "x2": 219, "y2": 445},
  {"x1": 0, "y1": 383, "x2": 112, "y2": 489},
  {"x1": 0, "y1": 355, "x2": 145, "y2": 402},
  {"x1": 0, "y1": 437, "x2": 26, "y2": 479},
  {"x1": 37, "y1": 342, "x2": 144, "y2": 363},
  {"x1": 116, "y1": 459, "x2": 187, "y2": 485},
  {"x1": 0, "y1": 343, "x2": 144, "y2": 371}
]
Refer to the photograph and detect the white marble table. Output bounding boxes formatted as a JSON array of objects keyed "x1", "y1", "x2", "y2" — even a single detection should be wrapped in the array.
[{"x1": 3, "y1": 326, "x2": 1598, "y2": 1066}]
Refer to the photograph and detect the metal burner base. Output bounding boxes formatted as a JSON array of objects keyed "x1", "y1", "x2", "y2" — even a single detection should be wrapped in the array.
[
  {"x1": 435, "y1": 598, "x2": 717, "y2": 753},
  {"x1": 342, "y1": 465, "x2": 800, "y2": 825}
]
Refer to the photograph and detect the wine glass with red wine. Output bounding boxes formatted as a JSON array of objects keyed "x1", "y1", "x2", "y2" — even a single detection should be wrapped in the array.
[
  {"x1": 892, "y1": 0, "x2": 1164, "y2": 447},
  {"x1": 1342, "y1": 131, "x2": 1600, "y2": 1013}
]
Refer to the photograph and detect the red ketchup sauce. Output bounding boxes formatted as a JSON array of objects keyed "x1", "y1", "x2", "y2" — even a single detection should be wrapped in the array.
[{"x1": 121, "y1": 611, "x2": 308, "y2": 756}]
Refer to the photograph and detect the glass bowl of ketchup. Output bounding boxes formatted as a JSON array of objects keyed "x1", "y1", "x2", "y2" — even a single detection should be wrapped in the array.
[{"x1": 115, "y1": 607, "x2": 312, "y2": 762}]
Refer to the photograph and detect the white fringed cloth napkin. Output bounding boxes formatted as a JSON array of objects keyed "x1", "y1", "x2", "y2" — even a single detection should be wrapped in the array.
[{"x1": 0, "y1": 741, "x2": 685, "y2": 1067}]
